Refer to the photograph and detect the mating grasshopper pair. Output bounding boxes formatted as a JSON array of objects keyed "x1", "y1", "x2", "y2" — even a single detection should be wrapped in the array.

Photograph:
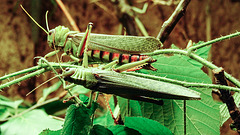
[{"x1": 20, "y1": 5, "x2": 201, "y2": 105}]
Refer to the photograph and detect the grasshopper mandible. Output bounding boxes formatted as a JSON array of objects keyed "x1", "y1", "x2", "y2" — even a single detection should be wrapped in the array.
[{"x1": 21, "y1": 5, "x2": 162, "y2": 71}]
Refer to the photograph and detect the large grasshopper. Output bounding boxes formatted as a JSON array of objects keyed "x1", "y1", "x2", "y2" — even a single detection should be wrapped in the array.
[{"x1": 21, "y1": 5, "x2": 162, "y2": 71}]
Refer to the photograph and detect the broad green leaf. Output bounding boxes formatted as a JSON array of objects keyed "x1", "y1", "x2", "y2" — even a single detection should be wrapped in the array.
[
  {"x1": 39, "y1": 129, "x2": 62, "y2": 135},
  {"x1": 71, "y1": 85, "x2": 90, "y2": 94},
  {"x1": 118, "y1": 97, "x2": 142, "y2": 122},
  {"x1": 138, "y1": 54, "x2": 220, "y2": 135},
  {"x1": 0, "y1": 99, "x2": 23, "y2": 109},
  {"x1": 108, "y1": 125, "x2": 141, "y2": 135},
  {"x1": 125, "y1": 117, "x2": 172, "y2": 135},
  {"x1": 38, "y1": 81, "x2": 62, "y2": 104},
  {"x1": 93, "y1": 97, "x2": 115, "y2": 126},
  {"x1": 93, "y1": 110, "x2": 115, "y2": 127},
  {"x1": 89, "y1": 125, "x2": 113, "y2": 135},
  {"x1": 61, "y1": 104, "x2": 94, "y2": 135},
  {"x1": 0, "y1": 109, "x2": 63, "y2": 135},
  {"x1": 0, "y1": 95, "x2": 11, "y2": 101},
  {"x1": 0, "y1": 108, "x2": 11, "y2": 120}
]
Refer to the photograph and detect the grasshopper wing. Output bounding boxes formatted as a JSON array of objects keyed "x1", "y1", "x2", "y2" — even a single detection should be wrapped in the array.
[
  {"x1": 71, "y1": 33, "x2": 162, "y2": 54},
  {"x1": 91, "y1": 71, "x2": 201, "y2": 100}
]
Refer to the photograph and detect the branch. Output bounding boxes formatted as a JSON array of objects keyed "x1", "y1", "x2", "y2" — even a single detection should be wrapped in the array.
[
  {"x1": 157, "y1": 0, "x2": 191, "y2": 43},
  {"x1": 145, "y1": 49, "x2": 240, "y2": 88},
  {"x1": 213, "y1": 68, "x2": 240, "y2": 133}
]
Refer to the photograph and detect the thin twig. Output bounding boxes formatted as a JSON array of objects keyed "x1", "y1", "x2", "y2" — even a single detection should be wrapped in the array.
[
  {"x1": 157, "y1": 0, "x2": 191, "y2": 43},
  {"x1": 56, "y1": 0, "x2": 80, "y2": 32}
]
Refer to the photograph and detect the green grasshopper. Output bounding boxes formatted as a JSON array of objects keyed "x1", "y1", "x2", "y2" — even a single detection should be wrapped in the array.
[
  {"x1": 21, "y1": 5, "x2": 162, "y2": 71},
  {"x1": 62, "y1": 66, "x2": 201, "y2": 103}
]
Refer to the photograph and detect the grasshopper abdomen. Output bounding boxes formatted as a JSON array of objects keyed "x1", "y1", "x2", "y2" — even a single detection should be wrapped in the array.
[{"x1": 87, "y1": 49, "x2": 154, "y2": 64}]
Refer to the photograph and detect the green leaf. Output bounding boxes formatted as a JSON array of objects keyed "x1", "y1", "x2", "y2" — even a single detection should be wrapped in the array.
[
  {"x1": 38, "y1": 81, "x2": 62, "y2": 104},
  {"x1": 89, "y1": 125, "x2": 113, "y2": 135},
  {"x1": 61, "y1": 104, "x2": 93, "y2": 135},
  {"x1": 39, "y1": 129, "x2": 62, "y2": 135},
  {"x1": 93, "y1": 96, "x2": 115, "y2": 127},
  {"x1": 118, "y1": 97, "x2": 142, "y2": 122},
  {"x1": 0, "y1": 95, "x2": 11, "y2": 101},
  {"x1": 138, "y1": 55, "x2": 220, "y2": 135},
  {"x1": 0, "y1": 109, "x2": 63, "y2": 135},
  {"x1": 108, "y1": 125, "x2": 141, "y2": 135},
  {"x1": 0, "y1": 108, "x2": 11, "y2": 120},
  {"x1": 71, "y1": 85, "x2": 90, "y2": 94},
  {"x1": 125, "y1": 117, "x2": 172, "y2": 135},
  {"x1": 93, "y1": 110, "x2": 115, "y2": 127},
  {"x1": 79, "y1": 94, "x2": 90, "y2": 104},
  {"x1": 0, "y1": 99, "x2": 23, "y2": 109}
]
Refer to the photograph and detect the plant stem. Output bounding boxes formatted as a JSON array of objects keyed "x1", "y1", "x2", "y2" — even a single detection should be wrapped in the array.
[
  {"x1": 145, "y1": 49, "x2": 240, "y2": 87},
  {"x1": 0, "y1": 68, "x2": 47, "y2": 90},
  {"x1": 0, "y1": 65, "x2": 42, "y2": 81},
  {"x1": 188, "y1": 31, "x2": 240, "y2": 53},
  {"x1": 157, "y1": 0, "x2": 191, "y2": 43}
]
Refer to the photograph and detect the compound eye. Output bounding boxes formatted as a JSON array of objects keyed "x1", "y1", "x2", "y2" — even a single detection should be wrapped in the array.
[{"x1": 48, "y1": 29, "x2": 55, "y2": 35}]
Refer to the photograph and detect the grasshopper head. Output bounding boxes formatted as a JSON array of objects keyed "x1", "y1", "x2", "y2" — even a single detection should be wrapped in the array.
[{"x1": 47, "y1": 26, "x2": 70, "y2": 50}]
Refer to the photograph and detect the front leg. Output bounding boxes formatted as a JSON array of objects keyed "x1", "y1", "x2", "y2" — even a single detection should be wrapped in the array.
[{"x1": 75, "y1": 23, "x2": 94, "y2": 68}]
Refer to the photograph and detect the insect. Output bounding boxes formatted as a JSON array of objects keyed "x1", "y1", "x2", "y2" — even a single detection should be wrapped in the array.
[
  {"x1": 21, "y1": 5, "x2": 162, "y2": 71},
  {"x1": 63, "y1": 66, "x2": 201, "y2": 100},
  {"x1": 61, "y1": 62, "x2": 201, "y2": 106}
]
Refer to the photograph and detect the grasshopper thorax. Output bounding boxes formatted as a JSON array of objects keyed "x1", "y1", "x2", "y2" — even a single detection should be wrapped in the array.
[{"x1": 47, "y1": 26, "x2": 71, "y2": 50}]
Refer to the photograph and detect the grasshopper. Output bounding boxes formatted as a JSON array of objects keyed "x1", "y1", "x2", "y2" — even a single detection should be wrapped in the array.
[
  {"x1": 62, "y1": 66, "x2": 201, "y2": 103},
  {"x1": 21, "y1": 5, "x2": 162, "y2": 71}
]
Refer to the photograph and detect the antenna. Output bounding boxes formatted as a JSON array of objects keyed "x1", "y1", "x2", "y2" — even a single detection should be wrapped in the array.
[
  {"x1": 45, "y1": 11, "x2": 50, "y2": 32},
  {"x1": 20, "y1": 5, "x2": 49, "y2": 35},
  {"x1": 26, "y1": 75, "x2": 60, "y2": 96}
]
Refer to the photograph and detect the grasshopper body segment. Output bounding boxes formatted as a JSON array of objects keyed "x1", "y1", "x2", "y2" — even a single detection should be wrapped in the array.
[{"x1": 63, "y1": 68, "x2": 201, "y2": 101}]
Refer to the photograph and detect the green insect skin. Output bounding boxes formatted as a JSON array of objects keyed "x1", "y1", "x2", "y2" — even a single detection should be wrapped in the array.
[
  {"x1": 63, "y1": 67, "x2": 201, "y2": 103},
  {"x1": 47, "y1": 26, "x2": 162, "y2": 64}
]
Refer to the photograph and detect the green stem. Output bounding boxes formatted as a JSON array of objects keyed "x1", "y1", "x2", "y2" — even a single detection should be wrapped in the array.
[
  {"x1": 0, "y1": 66, "x2": 42, "y2": 81},
  {"x1": 188, "y1": 31, "x2": 240, "y2": 52},
  {"x1": 145, "y1": 49, "x2": 240, "y2": 87},
  {"x1": 0, "y1": 68, "x2": 47, "y2": 90},
  {"x1": 124, "y1": 72, "x2": 240, "y2": 92},
  {"x1": 0, "y1": 62, "x2": 81, "y2": 90}
]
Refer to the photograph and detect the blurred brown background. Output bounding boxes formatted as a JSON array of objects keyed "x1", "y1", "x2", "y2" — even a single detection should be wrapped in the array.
[{"x1": 1, "y1": 0, "x2": 240, "y2": 103}]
